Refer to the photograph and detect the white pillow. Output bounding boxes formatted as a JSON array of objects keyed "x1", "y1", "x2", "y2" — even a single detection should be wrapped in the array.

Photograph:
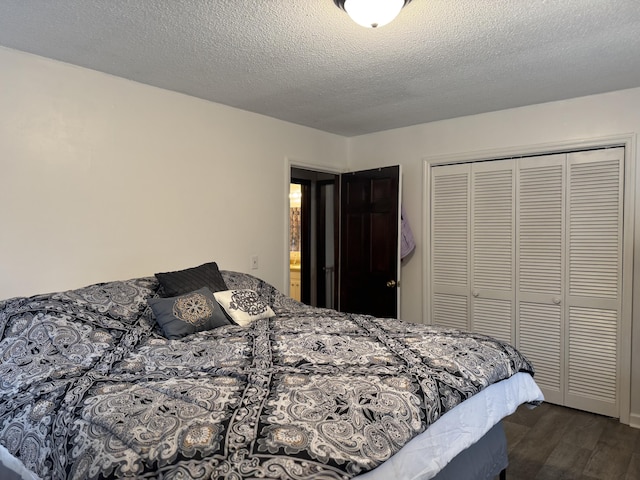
[{"x1": 213, "y1": 289, "x2": 275, "y2": 326}]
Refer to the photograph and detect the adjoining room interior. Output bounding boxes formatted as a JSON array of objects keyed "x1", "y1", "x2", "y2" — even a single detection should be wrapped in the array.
[
  {"x1": 289, "y1": 166, "x2": 339, "y2": 309},
  {"x1": 288, "y1": 183, "x2": 303, "y2": 301}
]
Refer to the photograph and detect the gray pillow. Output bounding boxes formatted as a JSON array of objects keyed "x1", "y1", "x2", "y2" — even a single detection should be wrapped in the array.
[
  {"x1": 148, "y1": 287, "x2": 230, "y2": 339},
  {"x1": 155, "y1": 262, "x2": 228, "y2": 298}
]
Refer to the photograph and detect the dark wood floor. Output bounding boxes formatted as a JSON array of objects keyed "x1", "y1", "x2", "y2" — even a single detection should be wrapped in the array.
[{"x1": 503, "y1": 402, "x2": 640, "y2": 480}]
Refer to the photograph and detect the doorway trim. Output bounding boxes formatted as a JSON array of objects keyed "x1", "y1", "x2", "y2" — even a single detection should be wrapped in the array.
[
  {"x1": 284, "y1": 158, "x2": 344, "y2": 299},
  {"x1": 422, "y1": 133, "x2": 636, "y2": 426}
]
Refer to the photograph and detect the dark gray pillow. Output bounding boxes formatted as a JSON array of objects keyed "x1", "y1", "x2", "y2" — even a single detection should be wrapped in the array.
[
  {"x1": 155, "y1": 262, "x2": 228, "y2": 298},
  {"x1": 147, "y1": 287, "x2": 230, "y2": 339}
]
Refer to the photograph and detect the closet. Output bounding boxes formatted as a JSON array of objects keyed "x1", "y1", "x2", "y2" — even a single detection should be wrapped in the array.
[{"x1": 429, "y1": 147, "x2": 624, "y2": 417}]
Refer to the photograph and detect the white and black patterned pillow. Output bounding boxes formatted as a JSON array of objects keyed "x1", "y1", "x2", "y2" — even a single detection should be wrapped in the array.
[
  {"x1": 213, "y1": 289, "x2": 275, "y2": 326},
  {"x1": 147, "y1": 287, "x2": 230, "y2": 339}
]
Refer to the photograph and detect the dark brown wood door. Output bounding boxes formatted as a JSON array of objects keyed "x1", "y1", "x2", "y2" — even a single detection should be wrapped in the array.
[{"x1": 339, "y1": 166, "x2": 400, "y2": 318}]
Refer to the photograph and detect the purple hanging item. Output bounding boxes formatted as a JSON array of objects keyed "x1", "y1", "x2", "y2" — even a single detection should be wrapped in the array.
[{"x1": 400, "y1": 204, "x2": 416, "y2": 260}]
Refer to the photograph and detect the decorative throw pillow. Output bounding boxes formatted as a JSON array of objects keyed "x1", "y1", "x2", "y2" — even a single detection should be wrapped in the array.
[
  {"x1": 155, "y1": 262, "x2": 228, "y2": 298},
  {"x1": 213, "y1": 289, "x2": 275, "y2": 327},
  {"x1": 147, "y1": 287, "x2": 230, "y2": 339}
]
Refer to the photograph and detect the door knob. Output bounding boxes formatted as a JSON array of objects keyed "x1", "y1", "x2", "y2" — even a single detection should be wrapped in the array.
[
  {"x1": 386, "y1": 280, "x2": 397, "y2": 288},
  {"x1": 472, "y1": 289, "x2": 479, "y2": 297},
  {"x1": 552, "y1": 297, "x2": 561, "y2": 305}
]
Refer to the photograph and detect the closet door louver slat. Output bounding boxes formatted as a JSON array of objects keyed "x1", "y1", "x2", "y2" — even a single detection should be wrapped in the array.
[
  {"x1": 432, "y1": 293, "x2": 468, "y2": 330},
  {"x1": 569, "y1": 158, "x2": 621, "y2": 300},
  {"x1": 473, "y1": 298, "x2": 512, "y2": 343},
  {"x1": 567, "y1": 307, "x2": 618, "y2": 411},
  {"x1": 472, "y1": 167, "x2": 513, "y2": 290},
  {"x1": 519, "y1": 302, "x2": 563, "y2": 402}
]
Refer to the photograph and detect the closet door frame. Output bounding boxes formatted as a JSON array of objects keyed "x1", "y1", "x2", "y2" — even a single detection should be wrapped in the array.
[{"x1": 423, "y1": 133, "x2": 636, "y2": 425}]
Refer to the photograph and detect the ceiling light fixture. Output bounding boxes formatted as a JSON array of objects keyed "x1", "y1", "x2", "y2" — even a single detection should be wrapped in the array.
[{"x1": 333, "y1": 0, "x2": 412, "y2": 28}]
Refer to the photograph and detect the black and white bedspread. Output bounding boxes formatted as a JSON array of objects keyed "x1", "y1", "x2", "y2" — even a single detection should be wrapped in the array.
[{"x1": 0, "y1": 271, "x2": 534, "y2": 479}]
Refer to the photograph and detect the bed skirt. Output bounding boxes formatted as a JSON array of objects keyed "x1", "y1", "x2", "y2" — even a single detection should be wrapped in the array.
[
  {"x1": 0, "y1": 422, "x2": 509, "y2": 480},
  {"x1": 431, "y1": 421, "x2": 507, "y2": 480}
]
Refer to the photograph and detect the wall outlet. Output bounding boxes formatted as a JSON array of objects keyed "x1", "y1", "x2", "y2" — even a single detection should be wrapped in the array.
[{"x1": 250, "y1": 255, "x2": 259, "y2": 270}]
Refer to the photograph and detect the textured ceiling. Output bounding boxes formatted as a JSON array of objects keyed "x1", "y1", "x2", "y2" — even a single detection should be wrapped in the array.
[{"x1": 1, "y1": 1, "x2": 639, "y2": 136}]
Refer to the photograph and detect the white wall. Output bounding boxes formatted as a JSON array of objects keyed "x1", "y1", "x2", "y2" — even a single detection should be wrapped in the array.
[
  {"x1": 0, "y1": 47, "x2": 348, "y2": 298},
  {"x1": 347, "y1": 87, "x2": 640, "y2": 422}
]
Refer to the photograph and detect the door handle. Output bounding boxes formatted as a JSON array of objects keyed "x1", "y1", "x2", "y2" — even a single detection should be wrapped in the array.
[{"x1": 386, "y1": 280, "x2": 397, "y2": 288}]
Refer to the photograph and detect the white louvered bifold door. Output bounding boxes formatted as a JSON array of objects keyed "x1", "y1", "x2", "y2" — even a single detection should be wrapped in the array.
[
  {"x1": 428, "y1": 148, "x2": 624, "y2": 418},
  {"x1": 516, "y1": 154, "x2": 565, "y2": 405},
  {"x1": 470, "y1": 160, "x2": 515, "y2": 344},
  {"x1": 430, "y1": 164, "x2": 471, "y2": 330},
  {"x1": 565, "y1": 148, "x2": 623, "y2": 417}
]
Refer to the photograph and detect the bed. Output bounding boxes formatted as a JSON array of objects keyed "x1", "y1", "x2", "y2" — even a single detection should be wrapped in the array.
[{"x1": 0, "y1": 263, "x2": 543, "y2": 479}]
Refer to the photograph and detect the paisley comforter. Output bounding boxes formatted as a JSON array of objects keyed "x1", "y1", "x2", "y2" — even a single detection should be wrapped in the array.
[{"x1": 0, "y1": 271, "x2": 534, "y2": 479}]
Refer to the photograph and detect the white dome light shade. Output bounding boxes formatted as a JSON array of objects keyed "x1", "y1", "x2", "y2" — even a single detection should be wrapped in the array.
[{"x1": 343, "y1": 0, "x2": 406, "y2": 28}]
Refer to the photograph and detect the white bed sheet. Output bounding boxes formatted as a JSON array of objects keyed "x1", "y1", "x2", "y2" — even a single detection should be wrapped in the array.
[
  {"x1": 355, "y1": 372, "x2": 544, "y2": 480},
  {"x1": 0, "y1": 373, "x2": 542, "y2": 480}
]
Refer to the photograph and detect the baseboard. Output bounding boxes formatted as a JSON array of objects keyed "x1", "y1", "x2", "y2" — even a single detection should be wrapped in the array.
[{"x1": 628, "y1": 413, "x2": 640, "y2": 429}]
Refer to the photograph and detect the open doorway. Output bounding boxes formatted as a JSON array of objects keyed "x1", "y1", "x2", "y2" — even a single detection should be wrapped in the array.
[
  {"x1": 289, "y1": 167, "x2": 339, "y2": 308},
  {"x1": 288, "y1": 164, "x2": 402, "y2": 318}
]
